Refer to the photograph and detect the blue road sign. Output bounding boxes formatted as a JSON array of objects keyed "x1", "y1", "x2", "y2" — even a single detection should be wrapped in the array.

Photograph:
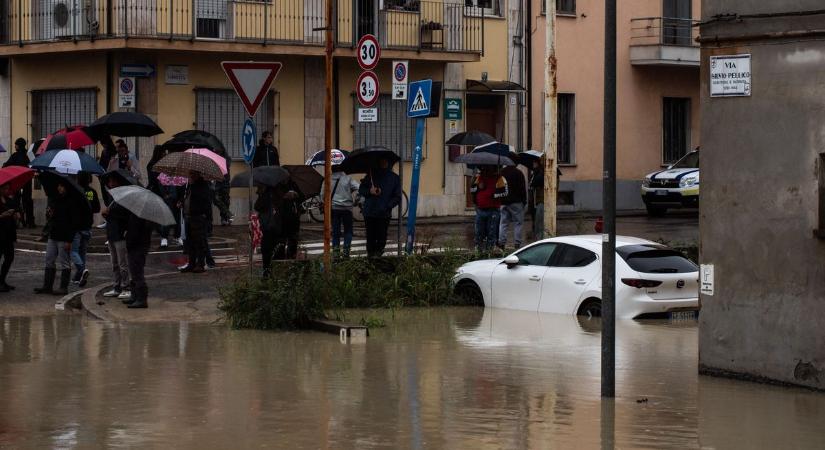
[
  {"x1": 407, "y1": 79, "x2": 432, "y2": 118},
  {"x1": 242, "y1": 118, "x2": 257, "y2": 165},
  {"x1": 120, "y1": 64, "x2": 155, "y2": 78}
]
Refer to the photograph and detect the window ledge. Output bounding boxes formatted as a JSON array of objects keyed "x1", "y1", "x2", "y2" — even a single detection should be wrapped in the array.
[
  {"x1": 559, "y1": 163, "x2": 577, "y2": 167},
  {"x1": 539, "y1": 12, "x2": 579, "y2": 18}
]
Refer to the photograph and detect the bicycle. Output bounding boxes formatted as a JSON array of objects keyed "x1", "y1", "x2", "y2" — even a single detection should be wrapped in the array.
[{"x1": 303, "y1": 191, "x2": 410, "y2": 223}]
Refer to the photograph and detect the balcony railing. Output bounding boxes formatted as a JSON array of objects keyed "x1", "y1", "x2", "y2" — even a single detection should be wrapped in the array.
[
  {"x1": 0, "y1": 0, "x2": 483, "y2": 54},
  {"x1": 630, "y1": 17, "x2": 699, "y2": 47}
]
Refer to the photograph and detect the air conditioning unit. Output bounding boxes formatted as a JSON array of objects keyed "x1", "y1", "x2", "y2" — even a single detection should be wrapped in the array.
[{"x1": 32, "y1": 0, "x2": 93, "y2": 41}]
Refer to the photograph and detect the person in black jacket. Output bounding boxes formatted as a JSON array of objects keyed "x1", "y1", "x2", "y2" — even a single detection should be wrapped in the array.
[
  {"x1": 101, "y1": 176, "x2": 131, "y2": 299},
  {"x1": 180, "y1": 172, "x2": 213, "y2": 273},
  {"x1": 358, "y1": 158, "x2": 402, "y2": 258},
  {"x1": 254, "y1": 181, "x2": 304, "y2": 276},
  {"x1": 497, "y1": 164, "x2": 528, "y2": 250},
  {"x1": 0, "y1": 181, "x2": 20, "y2": 292},
  {"x1": 252, "y1": 131, "x2": 280, "y2": 167},
  {"x1": 34, "y1": 179, "x2": 79, "y2": 296},
  {"x1": 70, "y1": 173, "x2": 100, "y2": 287},
  {"x1": 122, "y1": 210, "x2": 153, "y2": 308},
  {"x1": 2, "y1": 138, "x2": 34, "y2": 227}
]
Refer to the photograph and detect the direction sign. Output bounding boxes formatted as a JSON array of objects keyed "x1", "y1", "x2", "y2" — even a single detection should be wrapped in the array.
[
  {"x1": 221, "y1": 61, "x2": 283, "y2": 117},
  {"x1": 356, "y1": 71, "x2": 380, "y2": 107},
  {"x1": 407, "y1": 79, "x2": 432, "y2": 118},
  {"x1": 120, "y1": 64, "x2": 155, "y2": 77},
  {"x1": 241, "y1": 118, "x2": 257, "y2": 165},
  {"x1": 357, "y1": 34, "x2": 381, "y2": 70}
]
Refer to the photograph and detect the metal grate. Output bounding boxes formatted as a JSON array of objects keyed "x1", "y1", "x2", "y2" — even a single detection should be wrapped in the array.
[
  {"x1": 663, "y1": 97, "x2": 691, "y2": 164},
  {"x1": 195, "y1": 88, "x2": 277, "y2": 160},
  {"x1": 353, "y1": 94, "x2": 422, "y2": 161},
  {"x1": 557, "y1": 93, "x2": 575, "y2": 165},
  {"x1": 30, "y1": 88, "x2": 97, "y2": 147}
]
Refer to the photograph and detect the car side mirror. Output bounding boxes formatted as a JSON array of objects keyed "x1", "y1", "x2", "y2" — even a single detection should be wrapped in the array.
[{"x1": 504, "y1": 255, "x2": 519, "y2": 268}]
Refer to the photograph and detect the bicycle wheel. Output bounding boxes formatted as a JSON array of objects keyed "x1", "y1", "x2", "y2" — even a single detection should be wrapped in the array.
[{"x1": 306, "y1": 197, "x2": 324, "y2": 223}]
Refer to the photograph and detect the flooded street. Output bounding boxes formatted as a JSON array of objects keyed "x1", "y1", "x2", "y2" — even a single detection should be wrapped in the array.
[{"x1": 1, "y1": 309, "x2": 823, "y2": 449}]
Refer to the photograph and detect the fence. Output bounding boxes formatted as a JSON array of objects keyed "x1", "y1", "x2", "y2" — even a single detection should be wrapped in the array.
[{"x1": 630, "y1": 17, "x2": 698, "y2": 47}]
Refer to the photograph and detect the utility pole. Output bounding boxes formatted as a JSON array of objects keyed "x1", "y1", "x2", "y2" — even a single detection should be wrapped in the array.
[
  {"x1": 543, "y1": 0, "x2": 558, "y2": 238},
  {"x1": 601, "y1": 0, "x2": 617, "y2": 399},
  {"x1": 323, "y1": 0, "x2": 334, "y2": 269}
]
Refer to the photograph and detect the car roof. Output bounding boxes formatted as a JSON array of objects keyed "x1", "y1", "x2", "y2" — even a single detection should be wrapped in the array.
[{"x1": 533, "y1": 235, "x2": 659, "y2": 252}]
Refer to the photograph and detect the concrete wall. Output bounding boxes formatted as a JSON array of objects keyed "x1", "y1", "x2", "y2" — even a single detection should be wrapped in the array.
[{"x1": 698, "y1": 1, "x2": 825, "y2": 390}]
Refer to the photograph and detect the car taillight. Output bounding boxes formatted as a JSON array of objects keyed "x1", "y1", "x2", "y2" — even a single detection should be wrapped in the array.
[{"x1": 621, "y1": 278, "x2": 663, "y2": 289}]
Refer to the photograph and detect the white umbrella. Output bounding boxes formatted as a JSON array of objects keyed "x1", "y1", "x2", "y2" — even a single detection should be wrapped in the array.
[{"x1": 108, "y1": 185, "x2": 177, "y2": 226}]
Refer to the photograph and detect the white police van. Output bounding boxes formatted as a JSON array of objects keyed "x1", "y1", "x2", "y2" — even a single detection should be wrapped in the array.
[{"x1": 641, "y1": 150, "x2": 699, "y2": 216}]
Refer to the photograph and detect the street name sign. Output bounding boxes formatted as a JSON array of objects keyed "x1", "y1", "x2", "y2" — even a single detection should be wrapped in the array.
[
  {"x1": 407, "y1": 79, "x2": 432, "y2": 118},
  {"x1": 357, "y1": 34, "x2": 381, "y2": 70},
  {"x1": 241, "y1": 118, "x2": 257, "y2": 165},
  {"x1": 357, "y1": 71, "x2": 380, "y2": 107},
  {"x1": 710, "y1": 54, "x2": 751, "y2": 97},
  {"x1": 221, "y1": 61, "x2": 283, "y2": 117}
]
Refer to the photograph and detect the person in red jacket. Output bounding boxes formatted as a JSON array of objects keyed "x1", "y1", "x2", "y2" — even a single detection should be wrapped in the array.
[{"x1": 470, "y1": 166, "x2": 508, "y2": 252}]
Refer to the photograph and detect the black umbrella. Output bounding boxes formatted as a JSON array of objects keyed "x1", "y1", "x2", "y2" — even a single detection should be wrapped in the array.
[
  {"x1": 446, "y1": 130, "x2": 496, "y2": 146},
  {"x1": 37, "y1": 170, "x2": 92, "y2": 216},
  {"x1": 454, "y1": 152, "x2": 515, "y2": 167},
  {"x1": 162, "y1": 130, "x2": 226, "y2": 155},
  {"x1": 340, "y1": 146, "x2": 400, "y2": 174},
  {"x1": 87, "y1": 112, "x2": 163, "y2": 138},
  {"x1": 283, "y1": 165, "x2": 324, "y2": 197},
  {"x1": 99, "y1": 168, "x2": 140, "y2": 187},
  {"x1": 230, "y1": 166, "x2": 290, "y2": 188}
]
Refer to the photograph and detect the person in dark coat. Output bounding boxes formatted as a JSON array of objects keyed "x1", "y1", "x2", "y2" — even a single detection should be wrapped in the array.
[
  {"x1": 252, "y1": 131, "x2": 280, "y2": 167},
  {"x1": 358, "y1": 158, "x2": 402, "y2": 258},
  {"x1": 2, "y1": 138, "x2": 34, "y2": 227},
  {"x1": 497, "y1": 164, "x2": 528, "y2": 250},
  {"x1": 34, "y1": 179, "x2": 80, "y2": 296},
  {"x1": 122, "y1": 210, "x2": 153, "y2": 308},
  {"x1": 70, "y1": 172, "x2": 100, "y2": 287},
  {"x1": 180, "y1": 172, "x2": 212, "y2": 273},
  {"x1": 212, "y1": 147, "x2": 233, "y2": 225},
  {"x1": 101, "y1": 176, "x2": 131, "y2": 300},
  {"x1": 0, "y1": 181, "x2": 20, "y2": 292},
  {"x1": 254, "y1": 181, "x2": 304, "y2": 276}
]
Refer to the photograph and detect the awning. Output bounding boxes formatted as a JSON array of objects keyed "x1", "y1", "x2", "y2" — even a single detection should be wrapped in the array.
[{"x1": 466, "y1": 80, "x2": 526, "y2": 92}]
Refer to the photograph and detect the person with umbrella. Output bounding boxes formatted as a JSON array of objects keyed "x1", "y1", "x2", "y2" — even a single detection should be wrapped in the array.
[
  {"x1": 0, "y1": 169, "x2": 28, "y2": 292},
  {"x1": 254, "y1": 179, "x2": 303, "y2": 275},
  {"x1": 497, "y1": 153, "x2": 529, "y2": 251},
  {"x1": 100, "y1": 175, "x2": 132, "y2": 300},
  {"x1": 34, "y1": 174, "x2": 85, "y2": 296},
  {"x1": 319, "y1": 160, "x2": 359, "y2": 258},
  {"x1": 2, "y1": 138, "x2": 35, "y2": 228},
  {"x1": 470, "y1": 166, "x2": 508, "y2": 252},
  {"x1": 357, "y1": 157, "x2": 401, "y2": 258},
  {"x1": 107, "y1": 140, "x2": 142, "y2": 184},
  {"x1": 253, "y1": 131, "x2": 280, "y2": 167},
  {"x1": 212, "y1": 146, "x2": 233, "y2": 226},
  {"x1": 70, "y1": 172, "x2": 100, "y2": 288},
  {"x1": 179, "y1": 172, "x2": 213, "y2": 273}
]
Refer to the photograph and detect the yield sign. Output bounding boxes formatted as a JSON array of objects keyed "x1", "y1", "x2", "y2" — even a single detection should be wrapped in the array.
[{"x1": 221, "y1": 61, "x2": 283, "y2": 117}]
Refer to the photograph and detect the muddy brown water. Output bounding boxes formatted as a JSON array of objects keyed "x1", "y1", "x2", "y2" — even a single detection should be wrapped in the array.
[{"x1": 1, "y1": 308, "x2": 822, "y2": 449}]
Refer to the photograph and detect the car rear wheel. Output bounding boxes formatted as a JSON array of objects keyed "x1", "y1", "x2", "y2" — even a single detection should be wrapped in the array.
[
  {"x1": 577, "y1": 298, "x2": 602, "y2": 318},
  {"x1": 454, "y1": 280, "x2": 484, "y2": 306},
  {"x1": 646, "y1": 205, "x2": 668, "y2": 217}
]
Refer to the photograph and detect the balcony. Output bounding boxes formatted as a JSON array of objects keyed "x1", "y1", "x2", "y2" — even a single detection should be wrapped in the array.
[
  {"x1": 0, "y1": 0, "x2": 483, "y2": 60},
  {"x1": 630, "y1": 17, "x2": 699, "y2": 67}
]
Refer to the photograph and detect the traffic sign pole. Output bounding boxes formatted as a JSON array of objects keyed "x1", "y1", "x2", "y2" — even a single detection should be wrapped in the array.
[
  {"x1": 242, "y1": 118, "x2": 257, "y2": 273},
  {"x1": 405, "y1": 79, "x2": 432, "y2": 254}
]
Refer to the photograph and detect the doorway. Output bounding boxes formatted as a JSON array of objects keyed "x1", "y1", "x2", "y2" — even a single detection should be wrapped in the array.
[{"x1": 464, "y1": 93, "x2": 506, "y2": 207}]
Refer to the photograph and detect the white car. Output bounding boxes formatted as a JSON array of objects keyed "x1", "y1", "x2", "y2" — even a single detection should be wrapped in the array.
[
  {"x1": 641, "y1": 150, "x2": 699, "y2": 216},
  {"x1": 453, "y1": 236, "x2": 699, "y2": 320}
]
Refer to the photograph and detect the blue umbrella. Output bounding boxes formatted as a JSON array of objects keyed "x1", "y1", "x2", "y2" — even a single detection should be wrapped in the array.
[
  {"x1": 305, "y1": 149, "x2": 349, "y2": 167},
  {"x1": 472, "y1": 141, "x2": 514, "y2": 157},
  {"x1": 30, "y1": 149, "x2": 105, "y2": 174}
]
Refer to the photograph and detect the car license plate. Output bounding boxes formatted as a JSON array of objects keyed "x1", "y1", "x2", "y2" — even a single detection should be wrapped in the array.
[
  {"x1": 656, "y1": 190, "x2": 669, "y2": 196},
  {"x1": 669, "y1": 311, "x2": 697, "y2": 321}
]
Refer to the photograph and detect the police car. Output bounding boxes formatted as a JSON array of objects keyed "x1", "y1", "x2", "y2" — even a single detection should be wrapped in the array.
[{"x1": 641, "y1": 150, "x2": 699, "y2": 216}]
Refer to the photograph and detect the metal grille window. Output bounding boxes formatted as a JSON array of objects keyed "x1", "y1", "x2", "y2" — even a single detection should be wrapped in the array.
[
  {"x1": 196, "y1": 89, "x2": 277, "y2": 160},
  {"x1": 30, "y1": 88, "x2": 97, "y2": 144},
  {"x1": 558, "y1": 93, "x2": 575, "y2": 165},
  {"x1": 542, "y1": 0, "x2": 576, "y2": 14},
  {"x1": 663, "y1": 97, "x2": 691, "y2": 164},
  {"x1": 353, "y1": 94, "x2": 421, "y2": 161}
]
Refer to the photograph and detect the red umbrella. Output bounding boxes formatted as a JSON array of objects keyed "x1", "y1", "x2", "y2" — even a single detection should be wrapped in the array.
[
  {"x1": 0, "y1": 166, "x2": 35, "y2": 192},
  {"x1": 37, "y1": 125, "x2": 95, "y2": 155}
]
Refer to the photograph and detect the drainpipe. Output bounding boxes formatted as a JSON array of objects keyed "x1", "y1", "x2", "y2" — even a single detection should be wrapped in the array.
[
  {"x1": 333, "y1": 57, "x2": 340, "y2": 148},
  {"x1": 106, "y1": 51, "x2": 112, "y2": 114},
  {"x1": 526, "y1": 0, "x2": 533, "y2": 149},
  {"x1": 516, "y1": 0, "x2": 524, "y2": 152}
]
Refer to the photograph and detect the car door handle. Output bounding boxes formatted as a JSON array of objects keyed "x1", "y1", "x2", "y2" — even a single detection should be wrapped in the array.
[
  {"x1": 529, "y1": 276, "x2": 541, "y2": 282},
  {"x1": 574, "y1": 280, "x2": 587, "y2": 285}
]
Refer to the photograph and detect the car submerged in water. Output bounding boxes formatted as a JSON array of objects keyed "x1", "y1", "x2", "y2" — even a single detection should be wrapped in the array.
[
  {"x1": 641, "y1": 150, "x2": 699, "y2": 216},
  {"x1": 453, "y1": 236, "x2": 699, "y2": 320}
]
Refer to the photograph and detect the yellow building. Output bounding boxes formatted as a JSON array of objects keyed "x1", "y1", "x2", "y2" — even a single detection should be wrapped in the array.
[{"x1": 0, "y1": 0, "x2": 532, "y2": 218}]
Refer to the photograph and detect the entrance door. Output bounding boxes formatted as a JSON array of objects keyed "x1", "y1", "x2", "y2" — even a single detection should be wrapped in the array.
[
  {"x1": 465, "y1": 94, "x2": 506, "y2": 207},
  {"x1": 662, "y1": 0, "x2": 691, "y2": 45}
]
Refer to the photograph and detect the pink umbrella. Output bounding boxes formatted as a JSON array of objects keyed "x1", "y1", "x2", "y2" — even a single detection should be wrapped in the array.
[
  {"x1": 185, "y1": 148, "x2": 227, "y2": 176},
  {"x1": 158, "y1": 173, "x2": 189, "y2": 187}
]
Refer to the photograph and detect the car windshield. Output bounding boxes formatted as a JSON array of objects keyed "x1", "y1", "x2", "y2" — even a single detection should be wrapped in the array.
[
  {"x1": 618, "y1": 245, "x2": 697, "y2": 274},
  {"x1": 671, "y1": 152, "x2": 699, "y2": 169}
]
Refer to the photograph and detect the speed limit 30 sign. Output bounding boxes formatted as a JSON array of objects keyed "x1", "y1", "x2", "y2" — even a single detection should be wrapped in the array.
[
  {"x1": 357, "y1": 34, "x2": 381, "y2": 70},
  {"x1": 357, "y1": 71, "x2": 379, "y2": 107}
]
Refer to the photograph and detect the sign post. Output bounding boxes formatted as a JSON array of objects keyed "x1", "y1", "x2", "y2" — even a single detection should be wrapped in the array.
[
  {"x1": 405, "y1": 79, "x2": 432, "y2": 254},
  {"x1": 221, "y1": 61, "x2": 282, "y2": 270}
]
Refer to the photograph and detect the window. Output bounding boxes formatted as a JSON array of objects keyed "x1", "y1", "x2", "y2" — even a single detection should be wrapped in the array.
[
  {"x1": 465, "y1": 0, "x2": 500, "y2": 16},
  {"x1": 541, "y1": 0, "x2": 576, "y2": 15},
  {"x1": 662, "y1": 0, "x2": 692, "y2": 46},
  {"x1": 554, "y1": 244, "x2": 596, "y2": 267},
  {"x1": 618, "y1": 245, "x2": 698, "y2": 274},
  {"x1": 196, "y1": 89, "x2": 277, "y2": 160},
  {"x1": 662, "y1": 97, "x2": 690, "y2": 164},
  {"x1": 558, "y1": 93, "x2": 575, "y2": 165},
  {"x1": 353, "y1": 94, "x2": 420, "y2": 161},
  {"x1": 516, "y1": 243, "x2": 558, "y2": 266},
  {"x1": 30, "y1": 88, "x2": 97, "y2": 149}
]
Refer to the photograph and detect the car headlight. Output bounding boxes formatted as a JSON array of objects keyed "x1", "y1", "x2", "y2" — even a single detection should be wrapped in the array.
[
  {"x1": 680, "y1": 177, "x2": 698, "y2": 188},
  {"x1": 642, "y1": 179, "x2": 651, "y2": 188}
]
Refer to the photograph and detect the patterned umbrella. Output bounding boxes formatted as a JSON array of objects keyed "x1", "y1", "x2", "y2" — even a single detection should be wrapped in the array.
[
  {"x1": 158, "y1": 173, "x2": 189, "y2": 187},
  {"x1": 0, "y1": 166, "x2": 35, "y2": 192},
  {"x1": 153, "y1": 151, "x2": 224, "y2": 181},
  {"x1": 108, "y1": 185, "x2": 177, "y2": 226},
  {"x1": 30, "y1": 149, "x2": 105, "y2": 174},
  {"x1": 305, "y1": 149, "x2": 349, "y2": 167},
  {"x1": 185, "y1": 148, "x2": 228, "y2": 175}
]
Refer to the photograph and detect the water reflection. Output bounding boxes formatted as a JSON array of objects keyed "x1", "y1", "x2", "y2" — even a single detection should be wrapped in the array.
[{"x1": 0, "y1": 311, "x2": 822, "y2": 449}]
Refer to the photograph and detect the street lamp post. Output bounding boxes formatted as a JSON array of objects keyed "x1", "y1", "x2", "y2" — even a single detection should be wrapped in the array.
[
  {"x1": 323, "y1": 0, "x2": 334, "y2": 269},
  {"x1": 602, "y1": 0, "x2": 617, "y2": 399},
  {"x1": 543, "y1": 0, "x2": 557, "y2": 239}
]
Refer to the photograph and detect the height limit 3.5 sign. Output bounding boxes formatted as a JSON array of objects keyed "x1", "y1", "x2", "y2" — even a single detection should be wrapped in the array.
[{"x1": 357, "y1": 71, "x2": 379, "y2": 107}]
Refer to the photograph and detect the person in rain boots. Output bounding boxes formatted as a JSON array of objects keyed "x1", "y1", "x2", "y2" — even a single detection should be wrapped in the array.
[
  {"x1": 34, "y1": 180, "x2": 78, "y2": 296},
  {"x1": 0, "y1": 181, "x2": 20, "y2": 292},
  {"x1": 179, "y1": 172, "x2": 212, "y2": 273},
  {"x1": 122, "y1": 210, "x2": 153, "y2": 308}
]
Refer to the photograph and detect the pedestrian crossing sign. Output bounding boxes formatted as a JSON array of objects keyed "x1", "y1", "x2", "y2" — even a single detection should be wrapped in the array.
[{"x1": 407, "y1": 79, "x2": 432, "y2": 118}]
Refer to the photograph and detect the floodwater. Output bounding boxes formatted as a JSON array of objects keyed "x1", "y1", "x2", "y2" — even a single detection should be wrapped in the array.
[{"x1": 0, "y1": 309, "x2": 823, "y2": 449}]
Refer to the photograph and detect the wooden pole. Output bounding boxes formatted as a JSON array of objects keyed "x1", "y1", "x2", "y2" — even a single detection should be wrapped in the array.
[
  {"x1": 543, "y1": 0, "x2": 558, "y2": 238},
  {"x1": 323, "y1": 0, "x2": 334, "y2": 269}
]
